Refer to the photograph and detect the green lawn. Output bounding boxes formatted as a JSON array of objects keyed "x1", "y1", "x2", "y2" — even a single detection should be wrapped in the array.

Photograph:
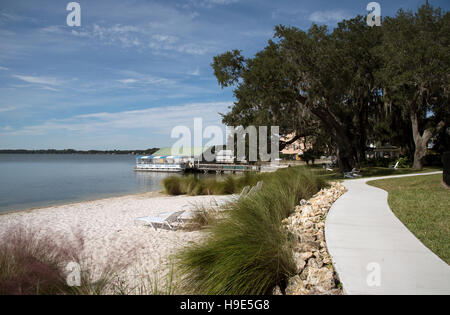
[
  {"x1": 309, "y1": 165, "x2": 442, "y2": 181},
  {"x1": 368, "y1": 174, "x2": 449, "y2": 264}
]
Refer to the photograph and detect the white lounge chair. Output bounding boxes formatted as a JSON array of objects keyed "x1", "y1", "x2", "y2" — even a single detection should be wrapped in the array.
[
  {"x1": 390, "y1": 161, "x2": 400, "y2": 169},
  {"x1": 231, "y1": 181, "x2": 263, "y2": 201},
  {"x1": 351, "y1": 168, "x2": 362, "y2": 177},
  {"x1": 230, "y1": 185, "x2": 250, "y2": 201},
  {"x1": 248, "y1": 181, "x2": 263, "y2": 195},
  {"x1": 324, "y1": 163, "x2": 334, "y2": 172},
  {"x1": 344, "y1": 172, "x2": 355, "y2": 179},
  {"x1": 136, "y1": 210, "x2": 185, "y2": 230}
]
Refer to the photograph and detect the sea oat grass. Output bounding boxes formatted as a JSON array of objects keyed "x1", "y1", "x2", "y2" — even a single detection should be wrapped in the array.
[{"x1": 175, "y1": 167, "x2": 325, "y2": 294}]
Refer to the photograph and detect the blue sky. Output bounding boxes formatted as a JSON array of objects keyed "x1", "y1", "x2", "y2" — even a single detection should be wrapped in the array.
[{"x1": 0, "y1": 0, "x2": 448, "y2": 150}]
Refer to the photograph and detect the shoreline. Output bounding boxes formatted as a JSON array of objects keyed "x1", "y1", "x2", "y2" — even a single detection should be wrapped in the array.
[
  {"x1": 0, "y1": 190, "x2": 168, "y2": 216},
  {"x1": 0, "y1": 192, "x2": 231, "y2": 293}
]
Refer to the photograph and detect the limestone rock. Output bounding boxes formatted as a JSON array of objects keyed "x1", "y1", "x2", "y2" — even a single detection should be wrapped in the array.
[
  {"x1": 272, "y1": 285, "x2": 283, "y2": 295},
  {"x1": 285, "y1": 275, "x2": 302, "y2": 295},
  {"x1": 297, "y1": 241, "x2": 320, "y2": 252},
  {"x1": 298, "y1": 251, "x2": 313, "y2": 261},
  {"x1": 293, "y1": 252, "x2": 307, "y2": 273},
  {"x1": 306, "y1": 267, "x2": 335, "y2": 291},
  {"x1": 283, "y1": 182, "x2": 347, "y2": 295}
]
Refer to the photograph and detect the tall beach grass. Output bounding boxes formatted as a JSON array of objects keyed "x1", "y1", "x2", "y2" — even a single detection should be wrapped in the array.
[
  {"x1": 175, "y1": 167, "x2": 326, "y2": 295},
  {"x1": 163, "y1": 172, "x2": 262, "y2": 196},
  {"x1": 0, "y1": 226, "x2": 131, "y2": 295}
]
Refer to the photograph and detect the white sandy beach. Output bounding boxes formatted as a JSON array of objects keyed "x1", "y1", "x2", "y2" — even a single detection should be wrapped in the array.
[{"x1": 0, "y1": 193, "x2": 231, "y2": 293}]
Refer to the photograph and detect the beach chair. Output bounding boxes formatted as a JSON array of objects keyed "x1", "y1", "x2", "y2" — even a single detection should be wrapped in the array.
[
  {"x1": 248, "y1": 181, "x2": 263, "y2": 195},
  {"x1": 390, "y1": 161, "x2": 400, "y2": 169},
  {"x1": 232, "y1": 181, "x2": 263, "y2": 201},
  {"x1": 239, "y1": 185, "x2": 251, "y2": 197},
  {"x1": 351, "y1": 168, "x2": 362, "y2": 177},
  {"x1": 344, "y1": 172, "x2": 355, "y2": 179},
  {"x1": 136, "y1": 210, "x2": 185, "y2": 230},
  {"x1": 324, "y1": 163, "x2": 334, "y2": 172},
  {"x1": 230, "y1": 185, "x2": 250, "y2": 201}
]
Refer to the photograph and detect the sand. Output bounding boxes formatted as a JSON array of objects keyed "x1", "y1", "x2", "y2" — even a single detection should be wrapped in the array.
[{"x1": 0, "y1": 193, "x2": 232, "y2": 293}]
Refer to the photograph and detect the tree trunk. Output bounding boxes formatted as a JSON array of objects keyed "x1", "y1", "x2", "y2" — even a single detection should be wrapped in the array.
[
  {"x1": 412, "y1": 139, "x2": 426, "y2": 170},
  {"x1": 410, "y1": 112, "x2": 445, "y2": 170},
  {"x1": 295, "y1": 94, "x2": 355, "y2": 173},
  {"x1": 310, "y1": 105, "x2": 355, "y2": 173},
  {"x1": 356, "y1": 98, "x2": 368, "y2": 167}
]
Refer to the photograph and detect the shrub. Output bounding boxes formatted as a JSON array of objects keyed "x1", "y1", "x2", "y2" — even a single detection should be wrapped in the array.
[
  {"x1": 222, "y1": 176, "x2": 237, "y2": 194},
  {"x1": 397, "y1": 157, "x2": 412, "y2": 168},
  {"x1": 182, "y1": 202, "x2": 224, "y2": 231},
  {"x1": 163, "y1": 172, "x2": 263, "y2": 196},
  {"x1": 0, "y1": 228, "x2": 71, "y2": 295},
  {"x1": 364, "y1": 157, "x2": 398, "y2": 168},
  {"x1": 175, "y1": 167, "x2": 325, "y2": 295},
  {"x1": 162, "y1": 176, "x2": 183, "y2": 195},
  {"x1": 0, "y1": 226, "x2": 129, "y2": 295}
]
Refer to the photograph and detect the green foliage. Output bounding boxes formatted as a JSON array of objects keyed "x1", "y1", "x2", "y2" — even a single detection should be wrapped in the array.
[
  {"x1": 175, "y1": 168, "x2": 326, "y2": 295},
  {"x1": 212, "y1": 4, "x2": 449, "y2": 173},
  {"x1": 397, "y1": 157, "x2": 412, "y2": 168},
  {"x1": 211, "y1": 50, "x2": 245, "y2": 88},
  {"x1": 163, "y1": 176, "x2": 184, "y2": 195},
  {"x1": 163, "y1": 173, "x2": 264, "y2": 196},
  {"x1": 301, "y1": 148, "x2": 318, "y2": 165},
  {"x1": 377, "y1": 4, "x2": 449, "y2": 169},
  {"x1": 364, "y1": 157, "x2": 398, "y2": 168},
  {"x1": 182, "y1": 203, "x2": 224, "y2": 231}
]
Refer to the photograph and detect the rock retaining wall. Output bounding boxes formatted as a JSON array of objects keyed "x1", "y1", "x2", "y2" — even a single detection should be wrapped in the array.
[{"x1": 273, "y1": 182, "x2": 347, "y2": 295}]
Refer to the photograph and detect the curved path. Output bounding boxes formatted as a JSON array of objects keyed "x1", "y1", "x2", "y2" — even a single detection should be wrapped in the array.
[{"x1": 325, "y1": 172, "x2": 450, "y2": 295}]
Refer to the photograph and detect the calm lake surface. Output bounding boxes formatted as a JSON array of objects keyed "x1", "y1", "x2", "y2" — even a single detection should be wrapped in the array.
[{"x1": 0, "y1": 154, "x2": 175, "y2": 213}]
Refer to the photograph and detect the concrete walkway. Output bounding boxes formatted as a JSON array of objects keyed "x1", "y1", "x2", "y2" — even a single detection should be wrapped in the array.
[{"x1": 325, "y1": 172, "x2": 450, "y2": 295}]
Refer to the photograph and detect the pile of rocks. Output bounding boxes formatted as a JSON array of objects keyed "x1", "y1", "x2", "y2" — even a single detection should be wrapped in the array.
[{"x1": 274, "y1": 182, "x2": 347, "y2": 295}]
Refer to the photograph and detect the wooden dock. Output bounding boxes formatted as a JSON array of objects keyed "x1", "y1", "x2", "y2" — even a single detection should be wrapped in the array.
[{"x1": 194, "y1": 163, "x2": 261, "y2": 174}]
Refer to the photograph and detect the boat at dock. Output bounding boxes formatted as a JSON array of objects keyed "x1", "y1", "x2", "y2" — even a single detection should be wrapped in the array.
[
  {"x1": 134, "y1": 155, "x2": 191, "y2": 172},
  {"x1": 134, "y1": 147, "x2": 264, "y2": 174}
]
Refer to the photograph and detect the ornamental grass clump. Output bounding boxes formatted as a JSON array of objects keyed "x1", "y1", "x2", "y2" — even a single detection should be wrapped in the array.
[
  {"x1": 163, "y1": 172, "x2": 263, "y2": 196},
  {"x1": 176, "y1": 167, "x2": 325, "y2": 294},
  {"x1": 0, "y1": 226, "x2": 130, "y2": 295}
]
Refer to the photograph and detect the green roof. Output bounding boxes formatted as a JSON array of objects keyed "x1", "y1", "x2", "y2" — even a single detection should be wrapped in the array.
[{"x1": 153, "y1": 147, "x2": 211, "y2": 157}]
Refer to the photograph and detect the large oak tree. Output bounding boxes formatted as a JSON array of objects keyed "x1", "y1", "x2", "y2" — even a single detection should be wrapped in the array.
[{"x1": 378, "y1": 4, "x2": 449, "y2": 169}]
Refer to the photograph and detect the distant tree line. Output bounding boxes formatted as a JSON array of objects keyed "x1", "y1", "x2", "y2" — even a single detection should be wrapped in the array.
[
  {"x1": 212, "y1": 3, "x2": 449, "y2": 172},
  {"x1": 0, "y1": 148, "x2": 160, "y2": 155}
]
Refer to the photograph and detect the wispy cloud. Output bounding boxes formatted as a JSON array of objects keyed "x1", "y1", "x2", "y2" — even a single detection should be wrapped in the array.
[
  {"x1": 189, "y1": 68, "x2": 201, "y2": 76},
  {"x1": 12, "y1": 75, "x2": 65, "y2": 86},
  {"x1": 117, "y1": 78, "x2": 139, "y2": 84},
  {"x1": 186, "y1": 0, "x2": 239, "y2": 8},
  {"x1": 0, "y1": 106, "x2": 17, "y2": 113},
  {"x1": 117, "y1": 70, "x2": 176, "y2": 86},
  {"x1": 45, "y1": 22, "x2": 211, "y2": 55},
  {"x1": 309, "y1": 9, "x2": 351, "y2": 23},
  {"x1": 1, "y1": 102, "x2": 231, "y2": 138},
  {"x1": 0, "y1": 66, "x2": 9, "y2": 71},
  {"x1": 0, "y1": 12, "x2": 24, "y2": 25}
]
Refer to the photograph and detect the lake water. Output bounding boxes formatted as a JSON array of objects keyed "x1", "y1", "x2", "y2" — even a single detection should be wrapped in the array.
[{"x1": 0, "y1": 154, "x2": 175, "y2": 213}]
